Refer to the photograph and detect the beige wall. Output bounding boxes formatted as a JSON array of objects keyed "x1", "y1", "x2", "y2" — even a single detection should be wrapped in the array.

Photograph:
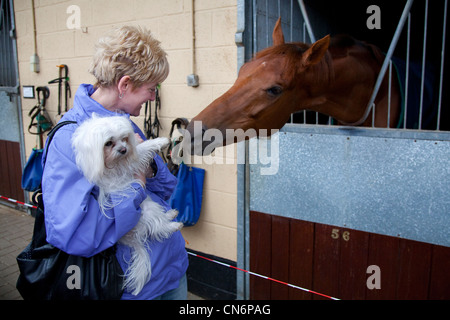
[{"x1": 14, "y1": 0, "x2": 238, "y2": 261}]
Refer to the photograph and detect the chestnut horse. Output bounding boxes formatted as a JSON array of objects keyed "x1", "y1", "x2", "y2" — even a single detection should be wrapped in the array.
[{"x1": 186, "y1": 18, "x2": 400, "y2": 154}]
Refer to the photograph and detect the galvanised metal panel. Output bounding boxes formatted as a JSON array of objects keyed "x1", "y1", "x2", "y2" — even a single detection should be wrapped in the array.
[
  {"x1": 0, "y1": 91, "x2": 20, "y2": 143},
  {"x1": 250, "y1": 125, "x2": 450, "y2": 247}
]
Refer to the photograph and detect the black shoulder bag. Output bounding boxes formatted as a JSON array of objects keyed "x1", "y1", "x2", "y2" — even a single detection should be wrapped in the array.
[{"x1": 16, "y1": 121, "x2": 124, "y2": 300}]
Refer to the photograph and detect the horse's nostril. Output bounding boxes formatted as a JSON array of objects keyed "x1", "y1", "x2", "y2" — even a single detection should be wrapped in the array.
[{"x1": 186, "y1": 121, "x2": 208, "y2": 139}]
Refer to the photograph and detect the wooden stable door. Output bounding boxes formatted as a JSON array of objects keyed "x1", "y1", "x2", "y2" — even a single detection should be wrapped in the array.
[
  {"x1": 0, "y1": 140, "x2": 24, "y2": 203},
  {"x1": 0, "y1": 0, "x2": 24, "y2": 205},
  {"x1": 250, "y1": 211, "x2": 450, "y2": 300}
]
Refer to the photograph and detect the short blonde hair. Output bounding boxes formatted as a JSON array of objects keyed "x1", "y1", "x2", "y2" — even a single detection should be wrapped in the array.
[{"x1": 89, "y1": 26, "x2": 169, "y2": 88}]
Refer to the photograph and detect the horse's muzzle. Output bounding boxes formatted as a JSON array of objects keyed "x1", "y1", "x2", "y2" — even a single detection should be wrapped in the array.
[{"x1": 184, "y1": 121, "x2": 213, "y2": 156}]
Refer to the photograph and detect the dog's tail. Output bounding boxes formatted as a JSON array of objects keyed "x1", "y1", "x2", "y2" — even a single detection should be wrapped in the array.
[{"x1": 122, "y1": 243, "x2": 152, "y2": 296}]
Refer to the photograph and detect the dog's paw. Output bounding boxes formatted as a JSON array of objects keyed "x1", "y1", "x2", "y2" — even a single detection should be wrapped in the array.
[
  {"x1": 151, "y1": 137, "x2": 170, "y2": 150},
  {"x1": 171, "y1": 221, "x2": 183, "y2": 231},
  {"x1": 166, "y1": 209, "x2": 179, "y2": 220},
  {"x1": 151, "y1": 221, "x2": 183, "y2": 242}
]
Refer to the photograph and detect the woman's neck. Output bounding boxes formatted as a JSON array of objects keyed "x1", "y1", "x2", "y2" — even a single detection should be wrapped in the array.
[{"x1": 90, "y1": 86, "x2": 121, "y2": 112}]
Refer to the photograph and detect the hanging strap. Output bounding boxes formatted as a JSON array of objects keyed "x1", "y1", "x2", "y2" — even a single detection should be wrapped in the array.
[
  {"x1": 144, "y1": 86, "x2": 162, "y2": 139},
  {"x1": 48, "y1": 64, "x2": 71, "y2": 115},
  {"x1": 169, "y1": 117, "x2": 189, "y2": 138},
  {"x1": 28, "y1": 86, "x2": 52, "y2": 136},
  {"x1": 165, "y1": 118, "x2": 189, "y2": 175}
]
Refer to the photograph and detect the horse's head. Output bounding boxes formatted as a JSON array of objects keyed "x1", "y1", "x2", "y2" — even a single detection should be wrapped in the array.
[{"x1": 186, "y1": 18, "x2": 332, "y2": 154}]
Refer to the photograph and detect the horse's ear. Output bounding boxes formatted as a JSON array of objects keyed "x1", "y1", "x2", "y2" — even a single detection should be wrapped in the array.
[
  {"x1": 301, "y1": 35, "x2": 330, "y2": 67},
  {"x1": 272, "y1": 17, "x2": 285, "y2": 46}
]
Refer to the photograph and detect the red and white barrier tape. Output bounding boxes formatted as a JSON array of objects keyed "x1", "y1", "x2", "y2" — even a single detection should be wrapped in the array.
[
  {"x1": 0, "y1": 195, "x2": 37, "y2": 209},
  {"x1": 0, "y1": 195, "x2": 339, "y2": 300},
  {"x1": 187, "y1": 251, "x2": 340, "y2": 300}
]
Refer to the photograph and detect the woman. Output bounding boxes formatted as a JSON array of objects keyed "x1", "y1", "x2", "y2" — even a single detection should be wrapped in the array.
[{"x1": 41, "y1": 26, "x2": 188, "y2": 300}]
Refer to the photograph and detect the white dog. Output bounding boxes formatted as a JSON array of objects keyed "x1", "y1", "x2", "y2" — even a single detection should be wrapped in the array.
[{"x1": 72, "y1": 115, "x2": 183, "y2": 296}]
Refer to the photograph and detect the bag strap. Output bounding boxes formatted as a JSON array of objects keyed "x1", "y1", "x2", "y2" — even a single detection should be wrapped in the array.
[
  {"x1": 42, "y1": 120, "x2": 77, "y2": 167},
  {"x1": 32, "y1": 120, "x2": 77, "y2": 206}
]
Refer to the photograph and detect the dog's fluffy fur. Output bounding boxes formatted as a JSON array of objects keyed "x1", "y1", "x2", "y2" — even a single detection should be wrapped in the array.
[{"x1": 72, "y1": 115, "x2": 183, "y2": 295}]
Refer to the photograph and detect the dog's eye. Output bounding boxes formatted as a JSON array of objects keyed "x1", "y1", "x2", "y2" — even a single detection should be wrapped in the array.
[{"x1": 104, "y1": 141, "x2": 113, "y2": 147}]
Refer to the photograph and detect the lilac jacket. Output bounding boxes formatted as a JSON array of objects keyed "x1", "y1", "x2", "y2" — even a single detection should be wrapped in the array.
[{"x1": 41, "y1": 84, "x2": 188, "y2": 300}]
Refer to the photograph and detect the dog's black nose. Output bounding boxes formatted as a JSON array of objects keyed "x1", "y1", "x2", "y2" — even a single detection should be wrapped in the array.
[{"x1": 119, "y1": 147, "x2": 127, "y2": 155}]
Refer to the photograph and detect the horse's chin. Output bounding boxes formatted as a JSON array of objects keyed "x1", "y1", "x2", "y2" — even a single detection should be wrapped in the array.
[
  {"x1": 171, "y1": 137, "x2": 218, "y2": 161},
  {"x1": 182, "y1": 120, "x2": 224, "y2": 156},
  {"x1": 191, "y1": 139, "x2": 220, "y2": 156}
]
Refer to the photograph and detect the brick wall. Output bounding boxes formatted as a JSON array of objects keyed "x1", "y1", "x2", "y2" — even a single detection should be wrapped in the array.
[{"x1": 14, "y1": 0, "x2": 238, "y2": 261}]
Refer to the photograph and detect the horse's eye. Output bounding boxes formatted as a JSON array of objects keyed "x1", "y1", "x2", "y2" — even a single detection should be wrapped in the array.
[
  {"x1": 105, "y1": 141, "x2": 113, "y2": 147},
  {"x1": 266, "y1": 86, "x2": 283, "y2": 97}
]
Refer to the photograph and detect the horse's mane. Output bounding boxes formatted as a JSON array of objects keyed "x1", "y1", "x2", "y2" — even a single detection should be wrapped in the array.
[
  {"x1": 253, "y1": 35, "x2": 385, "y2": 90},
  {"x1": 329, "y1": 34, "x2": 385, "y2": 64},
  {"x1": 254, "y1": 42, "x2": 334, "y2": 88}
]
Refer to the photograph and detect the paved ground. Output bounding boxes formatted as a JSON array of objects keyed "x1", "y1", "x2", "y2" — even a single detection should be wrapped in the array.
[
  {"x1": 0, "y1": 204, "x2": 32, "y2": 300},
  {"x1": 0, "y1": 203, "x2": 202, "y2": 300}
]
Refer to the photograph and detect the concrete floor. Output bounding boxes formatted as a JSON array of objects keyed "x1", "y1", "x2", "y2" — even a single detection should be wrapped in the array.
[{"x1": 0, "y1": 203, "x2": 202, "y2": 300}]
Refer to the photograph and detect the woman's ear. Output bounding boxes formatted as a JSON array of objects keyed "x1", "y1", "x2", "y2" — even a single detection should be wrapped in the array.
[{"x1": 117, "y1": 75, "x2": 132, "y2": 97}]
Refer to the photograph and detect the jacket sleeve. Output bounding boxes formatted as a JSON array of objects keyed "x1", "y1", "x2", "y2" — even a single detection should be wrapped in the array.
[{"x1": 42, "y1": 126, "x2": 146, "y2": 257}]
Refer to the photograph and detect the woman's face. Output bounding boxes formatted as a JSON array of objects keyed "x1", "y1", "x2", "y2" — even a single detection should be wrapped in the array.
[{"x1": 120, "y1": 82, "x2": 158, "y2": 116}]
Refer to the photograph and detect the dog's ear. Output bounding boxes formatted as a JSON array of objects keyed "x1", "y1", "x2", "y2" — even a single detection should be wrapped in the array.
[{"x1": 72, "y1": 120, "x2": 106, "y2": 184}]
